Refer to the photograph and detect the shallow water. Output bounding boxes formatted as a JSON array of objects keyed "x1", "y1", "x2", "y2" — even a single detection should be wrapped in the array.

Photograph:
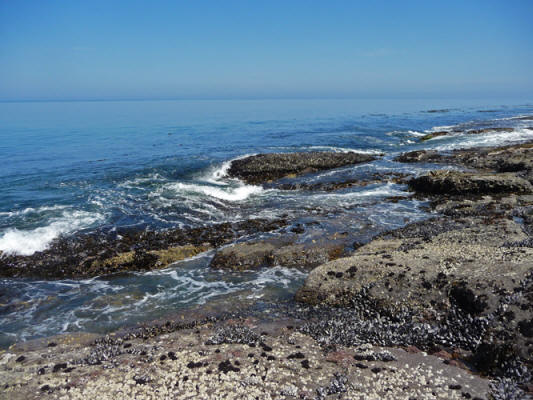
[{"x1": 1, "y1": 98, "x2": 532, "y2": 346}]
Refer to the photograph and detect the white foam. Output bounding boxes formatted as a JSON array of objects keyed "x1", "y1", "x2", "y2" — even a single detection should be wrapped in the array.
[
  {"x1": 200, "y1": 154, "x2": 258, "y2": 185},
  {"x1": 312, "y1": 183, "x2": 408, "y2": 200},
  {"x1": 253, "y1": 266, "x2": 307, "y2": 287},
  {"x1": 0, "y1": 210, "x2": 104, "y2": 256},
  {"x1": 306, "y1": 146, "x2": 383, "y2": 155},
  {"x1": 407, "y1": 130, "x2": 426, "y2": 137},
  {"x1": 495, "y1": 114, "x2": 533, "y2": 121},
  {"x1": 118, "y1": 173, "x2": 167, "y2": 188},
  {"x1": 167, "y1": 182, "x2": 264, "y2": 202},
  {"x1": 0, "y1": 205, "x2": 69, "y2": 218},
  {"x1": 432, "y1": 128, "x2": 533, "y2": 151},
  {"x1": 209, "y1": 160, "x2": 232, "y2": 182},
  {"x1": 427, "y1": 124, "x2": 461, "y2": 132}
]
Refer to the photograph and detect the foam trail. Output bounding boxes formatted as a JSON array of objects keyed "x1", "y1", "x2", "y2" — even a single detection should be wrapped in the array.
[
  {"x1": 169, "y1": 182, "x2": 263, "y2": 202},
  {"x1": 407, "y1": 130, "x2": 426, "y2": 137},
  {"x1": 306, "y1": 146, "x2": 383, "y2": 154},
  {"x1": 433, "y1": 128, "x2": 533, "y2": 151},
  {"x1": 0, "y1": 210, "x2": 104, "y2": 256},
  {"x1": 0, "y1": 205, "x2": 69, "y2": 218}
]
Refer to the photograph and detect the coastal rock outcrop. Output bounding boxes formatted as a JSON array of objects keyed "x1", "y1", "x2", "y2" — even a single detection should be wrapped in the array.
[
  {"x1": 227, "y1": 151, "x2": 377, "y2": 184},
  {"x1": 408, "y1": 170, "x2": 532, "y2": 195},
  {"x1": 296, "y1": 216, "x2": 533, "y2": 364},
  {"x1": 210, "y1": 237, "x2": 345, "y2": 270},
  {"x1": 0, "y1": 218, "x2": 287, "y2": 279},
  {"x1": 86, "y1": 244, "x2": 211, "y2": 275},
  {"x1": 393, "y1": 150, "x2": 442, "y2": 163},
  {"x1": 409, "y1": 170, "x2": 533, "y2": 195},
  {"x1": 395, "y1": 142, "x2": 533, "y2": 175}
]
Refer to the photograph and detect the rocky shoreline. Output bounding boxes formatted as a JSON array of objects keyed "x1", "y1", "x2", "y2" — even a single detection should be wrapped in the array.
[{"x1": 2, "y1": 142, "x2": 533, "y2": 399}]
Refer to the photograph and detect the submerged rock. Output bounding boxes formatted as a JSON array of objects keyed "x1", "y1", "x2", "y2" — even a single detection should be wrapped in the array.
[
  {"x1": 87, "y1": 244, "x2": 211, "y2": 275},
  {"x1": 409, "y1": 170, "x2": 533, "y2": 195},
  {"x1": 227, "y1": 151, "x2": 377, "y2": 184}
]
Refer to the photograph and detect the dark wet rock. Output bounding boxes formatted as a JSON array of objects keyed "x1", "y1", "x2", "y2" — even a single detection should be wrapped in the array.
[
  {"x1": 227, "y1": 151, "x2": 377, "y2": 184},
  {"x1": 396, "y1": 142, "x2": 533, "y2": 176},
  {"x1": 0, "y1": 218, "x2": 287, "y2": 279},
  {"x1": 52, "y1": 363, "x2": 67, "y2": 373},
  {"x1": 274, "y1": 178, "x2": 373, "y2": 191},
  {"x1": 186, "y1": 361, "x2": 203, "y2": 369},
  {"x1": 425, "y1": 109, "x2": 451, "y2": 113},
  {"x1": 420, "y1": 131, "x2": 450, "y2": 141},
  {"x1": 354, "y1": 350, "x2": 396, "y2": 362},
  {"x1": 287, "y1": 352, "x2": 306, "y2": 359},
  {"x1": 394, "y1": 150, "x2": 443, "y2": 163},
  {"x1": 271, "y1": 172, "x2": 409, "y2": 192},
  {"x1": 210, "y1": 237, "x2": 345, "y2": 270},
  {"x1": 133, "y1": 375, "x2": 150, "y2": 385},
  {"x1": 218, "y1": 360, "x2": 240, "y2": 373},
  {"x1": 468, "y1": 127, "x2": 514, "y2": 135},
  {"x1": 432, "y1": 194, "x2": 522, "y2": 219},
  {"x1": 409, "y1": 171, "x2": 532, "y2": 195},
  {"x1": 205, "y1": 325, "x2": 260, "y2": 346},
  {"x1": 518, "y1": 319, "x2": 533, "y2": 337},
  {"x1": 315, "y1": 373, "x2": 348, "y2": 398},
  {"x1": 449, "y1": 284, "x2": 488, "y2": 315}
]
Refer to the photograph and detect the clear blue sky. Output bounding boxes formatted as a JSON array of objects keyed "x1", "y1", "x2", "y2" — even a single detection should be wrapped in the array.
[{"x1": 1, "y1": 0, "x2": 532, "y2": 101}]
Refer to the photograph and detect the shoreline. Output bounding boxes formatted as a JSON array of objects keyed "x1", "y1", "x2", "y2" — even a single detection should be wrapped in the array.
[{"x1": 2, "y1": 140, "x2": 533, "y2": 398}]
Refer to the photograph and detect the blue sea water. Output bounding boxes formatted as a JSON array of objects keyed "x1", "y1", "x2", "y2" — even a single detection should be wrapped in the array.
[{"x1": 0, "y1": 98, "x2": 532, "y2": 346}]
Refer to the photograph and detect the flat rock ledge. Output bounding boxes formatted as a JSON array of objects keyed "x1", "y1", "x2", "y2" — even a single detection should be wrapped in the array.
[
  {"x1": 0, "y1": 319, "x2": 492, "y2": 400},
  {"x1": 409, "y1": 170, "x2": 532, "y2": 195},
  {"x1": 210, "y1": 237, "x2": 345, "y2": 271},
  {"x1": 227, "y1": 151, "x2": 377, "y2": 184}
]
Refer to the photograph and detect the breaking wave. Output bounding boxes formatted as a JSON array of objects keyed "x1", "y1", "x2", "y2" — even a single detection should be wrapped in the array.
[{"x1": 0, "y1": 209, "x2": 104, "y2": 256}]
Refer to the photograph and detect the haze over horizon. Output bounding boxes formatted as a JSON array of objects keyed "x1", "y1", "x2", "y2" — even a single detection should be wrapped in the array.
[{"x1": 1, "y1": 0, "x2": 532, "y2": 101}]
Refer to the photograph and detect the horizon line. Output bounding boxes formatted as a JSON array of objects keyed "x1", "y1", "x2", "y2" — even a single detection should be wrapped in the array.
[{"x1": 2, "y1": 93, "x2": 533, "y2": 104}]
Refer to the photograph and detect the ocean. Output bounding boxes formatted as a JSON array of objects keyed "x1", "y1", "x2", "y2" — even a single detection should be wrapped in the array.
[{"x1": 1, "y1": 98, "x2": 532, "y2": 347}]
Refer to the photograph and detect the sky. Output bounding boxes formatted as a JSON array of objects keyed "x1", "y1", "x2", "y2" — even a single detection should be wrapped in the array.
[{"x1": 1, "y1": 0, "x2": 532, "y2": 101}]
